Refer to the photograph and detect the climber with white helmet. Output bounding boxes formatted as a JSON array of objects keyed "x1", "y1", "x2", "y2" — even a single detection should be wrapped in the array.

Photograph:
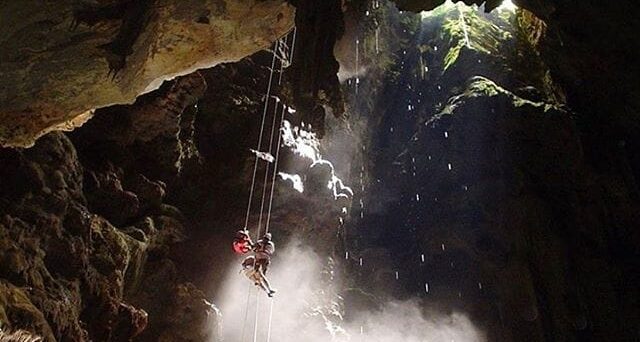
[{"x1": 252, "y1": 232, "x2": 276, "y2": 297}]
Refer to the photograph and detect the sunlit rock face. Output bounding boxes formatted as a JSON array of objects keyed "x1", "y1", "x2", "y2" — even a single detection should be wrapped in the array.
[
  {"x1": 343, "y1": 3, "x2": 640, "y2": 341},
  {"x1": 393, "y1": 0, "x2": 502, "y2": 12},
  {"x1": 393, "y1": 0, "x2": 640, "y2": 178},
  {"x1": 0, "y1": 0, "x2": 294, "y2": 148}
]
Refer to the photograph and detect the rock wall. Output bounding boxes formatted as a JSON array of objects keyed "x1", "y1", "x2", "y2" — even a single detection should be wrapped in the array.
[
  {"x1": 0, "y1": 129, "x2": 220, "y2": 340},
  {"x1": 344, "y1": 4, "x2": 639, "y2": 341},
  {"x1": 0, "y1": 0, "x2": 294, "y2": 148}
]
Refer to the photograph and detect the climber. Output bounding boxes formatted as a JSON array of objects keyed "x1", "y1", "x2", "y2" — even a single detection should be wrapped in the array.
[
  {"x1": 232, "y1": 229, "x2": 253, "y2": 255},
  {"x1": 241, "y1": 255, "x2": 276, "y2": 297},
  {"x1": 252, "y1": 232, "x2": 276, "y2": 297},
  {"x1": 253, "y1": 232, "x2": 275, "y2": 275}
]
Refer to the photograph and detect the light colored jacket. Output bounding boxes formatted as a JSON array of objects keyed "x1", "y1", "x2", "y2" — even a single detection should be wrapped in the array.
[{"x1": 254, "y1": 239, "x2": 275, "y2": 260}]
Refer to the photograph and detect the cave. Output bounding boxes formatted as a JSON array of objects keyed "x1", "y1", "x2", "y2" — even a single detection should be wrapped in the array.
[{"x1": 0, "y1": 0, "x2": 639, "y2": 341}]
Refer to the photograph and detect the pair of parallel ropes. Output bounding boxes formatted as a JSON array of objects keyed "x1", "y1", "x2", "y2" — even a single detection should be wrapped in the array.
[{"x1": 240, "y1": 26, "x2": 298, "y2": 342}]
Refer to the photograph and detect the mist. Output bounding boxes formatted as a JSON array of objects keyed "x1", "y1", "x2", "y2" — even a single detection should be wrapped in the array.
[{"x1": 215, "y1": 241, "x2": 485, "y2": 342}]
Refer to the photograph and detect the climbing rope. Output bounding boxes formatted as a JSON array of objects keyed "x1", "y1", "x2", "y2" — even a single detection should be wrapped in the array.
[
  {"x1": 239, "y1": 26, "x2": 297, "y2": 342},
  {"x1": 265, "y1": 104, "x2": 286, "y2": 234},
  {"x1": 241, "y1": 36, "x2": 278, "y2": 342},
  {"x1": 253, "y1": 294, "x2": 261, "y2": 342},
  {"x1": 240, "y1": 286, "x2": 254, "y2": 342},
  {"x1": 265, "y1": 297, "x2": 275, "y2": 342},
  {"x1": 256, "y1": 95, "x2": 282, "y2": 238},
  {"x1": 262, "y1": 26, "x2": 297, "y2": 342},
  {"x1": 278, "y1": 26, "x2": 297, "y2": 85},
  {"x1": 253, "y1": 44, "x2": 283, "y2": 342},
  {"x1": 243, "y1": 38, "x2": 279, "y2": 231}
]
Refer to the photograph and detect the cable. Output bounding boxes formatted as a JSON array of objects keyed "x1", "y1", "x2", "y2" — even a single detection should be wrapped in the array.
[
  {"x1": 245, "y1": 26, "x2": 297, "y2": 342},
  {"x1": 265, "y1": 298, "x2": 275, "y2": 342},
  {"x1": 256, "y1": 79, "x2": 282, "y2": 239},
  {"x1": 265, "y1": 104, "x2": 287, "y2": 233},
  {"x1": 242, "y1": 38, "x2": 278, "y2": 342},
  {"x1": 253, "y1": 295, "x2": 261, "y2": 342},
  {"x1": 244, "y1": 39, "x2": 279, "y2": 230},
  {"x1": 253, "y1": 36, "x2": 283, "y2": 342},
  {"x1": 240, "y1": 285, "x2": 253, "y2": 342}
]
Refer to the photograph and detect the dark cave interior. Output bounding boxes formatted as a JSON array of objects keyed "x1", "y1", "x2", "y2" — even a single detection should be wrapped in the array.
[{"x1": 1, "y1": 1, "x2": 639, "y2": 341}]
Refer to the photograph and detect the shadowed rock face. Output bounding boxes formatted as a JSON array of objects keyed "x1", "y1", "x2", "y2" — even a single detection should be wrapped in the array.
[
  {"x1": 0, "y1": 0, "x2": 294, "y2": 148},
  {"x1": 0, "y1": 132, "x2": 220, "y2": 341},
  {"x1": 344, "y1": 4, "x2": 639, "y2": 341}
]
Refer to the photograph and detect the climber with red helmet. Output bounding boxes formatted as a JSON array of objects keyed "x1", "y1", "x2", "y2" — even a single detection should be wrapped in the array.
[{"x1": 232, "y1": 229, "x2": 253, "y2": 255}]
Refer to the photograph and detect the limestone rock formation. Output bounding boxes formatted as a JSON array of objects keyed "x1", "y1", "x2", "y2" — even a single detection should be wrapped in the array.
[
  {"x1": 0, "y1": 0, "x2": 294, "y2": 148},
  {"x1": 0, "y1": 132, "x2": 219, "y2": 340}
]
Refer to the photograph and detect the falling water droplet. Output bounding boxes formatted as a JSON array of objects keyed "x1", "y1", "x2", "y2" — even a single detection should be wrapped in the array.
[
  {"x1": 444, "y1": 131, "x2": 449, "y2": 138},
  {"x1": 448, "y1": 163, "x2": 452, "y2": 170},
  {"x1": 395, "y1": 271, "x2": 399, "y2": 280},
  {"x1": 478, "y1": 282, "x2": 483, "y2": 289},
  {"x1": 421, "y1": 254, "x2": 425, "y2": 262},
  {"x1": 345, "y1": 251, "x2": 349, "y2": 259},
  {"x1": 359, "y1": 257, "x2": 363, "y2": 266},
  {"x1": 425, "y1": 283, "x2": 430, "y2": 293},
  {"x1": 441, "y1": 243, "x2": 446, "y2": 251}
]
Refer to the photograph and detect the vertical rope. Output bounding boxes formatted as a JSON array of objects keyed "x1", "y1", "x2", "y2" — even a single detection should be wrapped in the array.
[
  {"x1": 240, "y1": 285, "x2": 253, "y2": 342},
  {"x1": 265, "y1": 298, "x2": 275, "y2": 342},
  {"x1": 252, "y1": 36, "x2": 283, "y2": 342},
  {"x1": 265, "y1": 104, "x2": 286, "y2": 233},
  {"x1": 256, "y1": 92, "x2": 281, "y2": 239},
  {"x1": 253, "y1": 295, "x2": 261, "y2": 342},
  {"x1": 246, "y1": 26, "x2": 297, "y2": 342},
  {"x1": 264, "y1": 27, "x2": 296, "y2": 342},
  {"x1": 289, "y1": 26, "x2": 297, "y2": 66},
  {"x1": 242, "y1": 39, "x2": 278, "y2": 342},
  {"x1": 244, "y1": 41, "x2": 278, "y2": 230},
  {"x1": 278, "y1": 26, "x2": 297, "y2": 85}
]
